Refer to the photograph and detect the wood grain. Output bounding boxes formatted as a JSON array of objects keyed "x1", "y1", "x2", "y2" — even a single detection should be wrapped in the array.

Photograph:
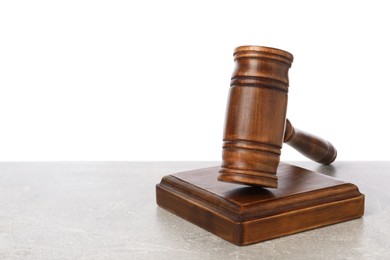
[
  {"x1": 219, "y1": 46, "x2": 294, "y2": 188},
  {"x1": 284, "y1": 119, "x2": 337, "y2": 164},
  {"x1": 156, "y1": 163, "x2": 365, "y2": 246}
]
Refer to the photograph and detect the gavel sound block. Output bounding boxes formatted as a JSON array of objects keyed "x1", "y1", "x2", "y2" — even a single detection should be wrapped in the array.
[{"x1": 156, "y1": 46, "x2": 364, "y2": 246}]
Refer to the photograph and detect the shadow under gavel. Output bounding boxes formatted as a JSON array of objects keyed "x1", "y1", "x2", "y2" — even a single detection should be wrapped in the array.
[{"x1": 284, "y1": 119, "x2": 337, "y2": 165}]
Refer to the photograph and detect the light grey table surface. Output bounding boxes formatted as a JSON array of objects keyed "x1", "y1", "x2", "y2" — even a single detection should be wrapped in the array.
[{"x1": 0, "y1": 161, "x2": 389, "y2": 260}]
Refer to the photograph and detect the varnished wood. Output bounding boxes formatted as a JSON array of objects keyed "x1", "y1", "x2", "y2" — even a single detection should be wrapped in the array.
[
  {"x1": 219, "y1": 46, "x2": 294, "y2": 188},
  {"x1": 156, "y1": 163, "x2": 364, "y2": 246},
  {"x1": 155, "y1": 45, "x2": 361, "y2": 246},
  {"x1": 284, "y1": 119, "x2": 337, "y2": 164}
]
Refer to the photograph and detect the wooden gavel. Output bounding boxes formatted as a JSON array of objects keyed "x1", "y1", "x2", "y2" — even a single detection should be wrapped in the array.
[{"x1": 218, "y1": 45, "x2": 336, "y2": 188}]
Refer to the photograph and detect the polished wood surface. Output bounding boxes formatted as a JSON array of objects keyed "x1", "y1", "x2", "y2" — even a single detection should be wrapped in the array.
[
  {"x1": 219, "y1": 46, "x2": 294, "y2": 188},
  {"x1": 156, "y1": 163, "x2": 364, "y2": 246},
  {"x1": 156, "y1": 45, "x2": 355, "y2": 247},
  {"x1": 284, "y1": 119, "x2": 337, "y2": 164}
]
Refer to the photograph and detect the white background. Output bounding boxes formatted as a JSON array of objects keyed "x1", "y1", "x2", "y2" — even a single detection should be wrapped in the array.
[{"x1": 1, "y1": 0, "x2": 389, "y2": 161}]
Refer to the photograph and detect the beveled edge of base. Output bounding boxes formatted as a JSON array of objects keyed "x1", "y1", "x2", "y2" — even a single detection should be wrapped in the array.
[
  {"x1": 240, "y1": 194, "x2": 365, "y2": 245},
  {"x1": 218, "y1": 168, "x2": 278, "y2": 188}
]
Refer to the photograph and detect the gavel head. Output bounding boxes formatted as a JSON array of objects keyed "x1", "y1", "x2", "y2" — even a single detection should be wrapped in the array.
[{"x1": 218, "y1": 46, "x2": 294, "y2": 188}]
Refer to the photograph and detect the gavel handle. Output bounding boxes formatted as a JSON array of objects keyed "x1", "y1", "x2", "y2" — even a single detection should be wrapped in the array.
[{"x1": 284, "y1": 119, "x2": 337, "y2": 165}]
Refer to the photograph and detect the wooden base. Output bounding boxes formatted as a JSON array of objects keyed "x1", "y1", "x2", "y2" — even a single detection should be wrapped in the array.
[{"x1": 156, "y1": 163, "x2": 365, "y2": 246}]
